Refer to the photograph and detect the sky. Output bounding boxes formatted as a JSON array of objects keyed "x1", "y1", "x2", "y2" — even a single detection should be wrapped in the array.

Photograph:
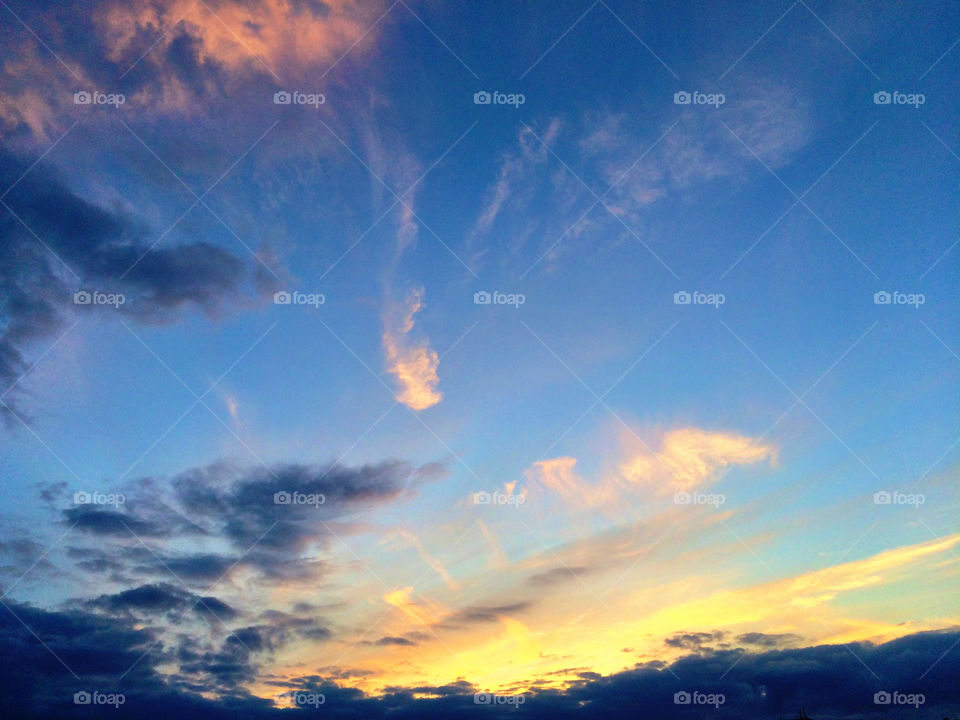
[{"x1": 0, "y1": 0, "x2": 958, "y2": 717}]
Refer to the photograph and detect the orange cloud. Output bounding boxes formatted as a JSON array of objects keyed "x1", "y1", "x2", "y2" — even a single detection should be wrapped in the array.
[
  {"x1": 525, "y1": 456, "x2": 618, "y2": 508},
  {"x1": 101, "y1": 0, "x2": 383, "y2": 78},
  {"x1": 525, "y1": 428, "x2": 775, "y2": 510},
  {"x1": 0, "y1": 0, "x2": 387, "y2": 137},
  {"x1": 619, "y1": 427, "x2": 775, "y2": 492},
  {"x1": 382, "y1": 288, "x2": 442, "y2": 411},
  {"x1": 383, "y1": 586, "x2": 445, "y2": 627}
]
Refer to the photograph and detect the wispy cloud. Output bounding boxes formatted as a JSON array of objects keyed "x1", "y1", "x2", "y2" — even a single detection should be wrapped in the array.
[
  {"x1": 382, "y1": 288, "x2": 442, "y2": 411},
  {"x1": 525, "y1": 427, "x2": 775, "y2": 509},
  {"x1": 618, "y1": 427, "x2": 776, "y2": 493}
]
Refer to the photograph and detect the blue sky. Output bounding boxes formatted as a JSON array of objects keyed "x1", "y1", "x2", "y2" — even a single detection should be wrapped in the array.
[{"x1": 0, "y1": 0, "x2": 957, "y2": 717}]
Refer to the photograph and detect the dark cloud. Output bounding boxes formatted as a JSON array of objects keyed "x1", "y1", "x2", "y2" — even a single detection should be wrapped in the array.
[
  {"x1": 664, "y1": 630, "x2": 727, "y2": 651},
  {"x1": 62, "y1": 506, "x2": 170, "y2": 538},
  {"x1": 86, "y1": 583, "x2": 237, "y2": 623},
  {"x1": 0, "y1": 146, "x2": 276, "y2": 420},
  {"x1": 446, "y1": 602, "x2": 531, "y2": 625},
  {"x1": 62, "y1": 459, "x2": 425, "y2": 584},
  {"x1": 169, "y1": 460, "x2": 419, "y2": 563},
  {"x1": 0, "y1": 595, "x2": 957, "y2": 720},
  {"x1": 526, "y1": 565, "x2": 593, "y2": 587},
  {"x1": 736, "y1": 631, "x2": 803, "y2": 648},
  {"x1": 0, "y1": 537, "x2": 56, "y2": 579},
  {"x1": 139, "y1": 553, "x2": 239, "y2": 584},
  {"x1": 366, "y1": 635, "x2": 417, "y2": 647}
]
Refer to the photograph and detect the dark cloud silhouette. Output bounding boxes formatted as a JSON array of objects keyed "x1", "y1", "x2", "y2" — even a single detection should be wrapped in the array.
[{"x1": 0, "y1": 595, "x2": 957, "y2": 720}]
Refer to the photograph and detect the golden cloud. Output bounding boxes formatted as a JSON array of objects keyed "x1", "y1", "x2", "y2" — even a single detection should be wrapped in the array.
[
  {"x1": 619, "y1": 427, "x2": 775, "y2": 492},
  {"x1": 382, "y1": 288, "x2": 442, "y2": 411}
]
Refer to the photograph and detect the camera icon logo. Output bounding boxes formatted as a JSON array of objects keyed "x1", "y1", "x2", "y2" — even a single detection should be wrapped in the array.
[
  {"x1": 74, "y1": 691, "x2": 91, "y2": 705},
  {"x1": 873, "y1": 91, "x2": 891, "y2": 105},
  {"x1": 873, "y1": 491, "x2": 891, "y2": 505},
  {"x1": 674, "y1": 691, "x2": 692, "y2": 704},
  {"x1": 673, "y1": 491, "x2": 692, "y2": 505},
  {"x1": 274, "y1": 91, "x2": 292, "y2": 105},
  {"x1": 673, "y1": 291, "x2": 691, "y2": 305},
  {"x1": 674, "y1": 91, "x2": 691, "y2": 105},
  {"x1": 474, "y1": 291, "x2": 491, "y2": 305},
  {"x1": 274, "y1": 491, "x2": 291, "y2": 505},
  {"x1": 73, "y1": 290, "x2": 91, "y2": 305},
  {"x1": 73, "y1": 491, "x2": 92, "y2": 504},
  {"x1": 873, "y1": 291, "x2": 891, "y2": 305},
  {"x1": 874, "y1": 691, "x2": 891, "y2": 704},
  {"x1": 474, "y1": 692, "x2": 492, "y2": 704},
  {"x1": 73, "y1": 91, "x2": 92, "y2": 105},
  {"x1": 274, "y1": 291, "x2": 291, "y2": 305},
  {"x1": 473, "y1": 491, "x2": 491, "y2": 505},
  {"x1": 474, "y1": 91, "x2": 491, "y2": 105}
]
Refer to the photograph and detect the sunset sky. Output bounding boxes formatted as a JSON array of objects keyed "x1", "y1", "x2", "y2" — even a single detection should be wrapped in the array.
[{"x1": 0, "y1": 1, "x2": 958, "y2": 718}]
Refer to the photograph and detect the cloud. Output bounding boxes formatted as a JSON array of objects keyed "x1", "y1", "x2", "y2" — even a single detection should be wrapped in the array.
[
  {"x1": 86, "y1": 582, "x2": 237, "y2": 622},
  {"x1": 381, "y1": 288, "x2": 442, "y2": 411},
  {"x1": 366, "y1": 635, "x2": 417, "y2": 647},
  {"x1": 0, "y1": 586, "x2": 958, "y2": 718},
  {"x1": 397, "y1": 529, "x2": 459, "y2": 590},
  {"x1": 663, "y1": 630, "x2": 726, "y2": 651},
  {"x1": 526, "y1": 565, "x2": 594, "y2": 587},
  {"x1": 62, "y1": 506, "x2": 175, "y2": 538},
  {"x1": 736, "y1": 631, "x2": 802, "y2": 648},
  {"x1": 636, "y1": 534, "x2": 960, "y2": 648},
  {"x1": 0, "y1": 147, "x2": 276, "y2": 420},
  {"x1": 467, "y1": 84, "x2": 810, "y2": 272},
  {"x1": 59, "y1": 459, "x2": 430, "y2": 593},
  {"x1": 524, "y1": 456, "x2": 619, "y2": 508},
  {"x1": 446, "y1": 602, "x2": 531, "y2": 625},
  {"x1": 524, "y1": 428, "x2": 774, "y2": 511},
  {"x1": 618, "y1": 427, "x2": 775, "y2": 493},
  {"x1": 0, "y1": 0, "x2": 388, "y2": 137}
]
